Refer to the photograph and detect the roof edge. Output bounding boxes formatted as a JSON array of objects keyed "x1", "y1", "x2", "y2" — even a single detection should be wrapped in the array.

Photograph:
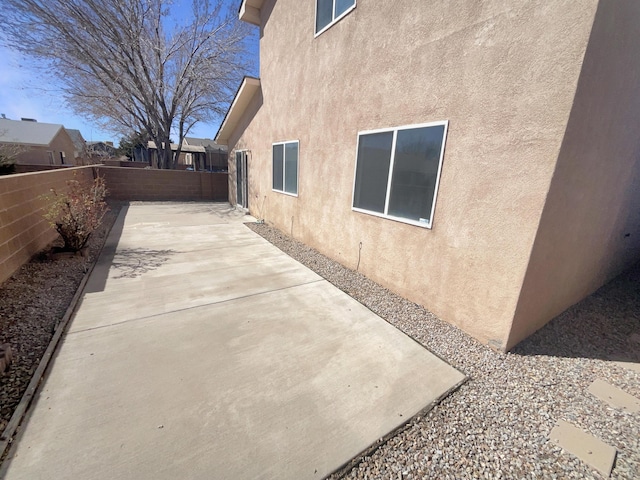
[
  {"x1": 215, "y1": 76, "x2": 261, "y2": 146},
  {"x1": 239, "y1": 0, "x2": 264, "y2": 25}
]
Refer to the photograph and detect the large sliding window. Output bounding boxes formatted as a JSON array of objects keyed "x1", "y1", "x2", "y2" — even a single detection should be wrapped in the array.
[
  {"x1": 352, "y1": 121, "x2": 448, "y2": 229},
  {"x1": 315, "y1": 0, "x2": 356, "y2": 36},
  {"x1": 272, "y1": 140, "x2": 299, "y2": 196}
]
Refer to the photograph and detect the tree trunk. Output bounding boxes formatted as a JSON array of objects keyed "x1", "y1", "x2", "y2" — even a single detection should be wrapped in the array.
[{"x1": 158, "y1": 134, "x2": 173, "y2": 169}]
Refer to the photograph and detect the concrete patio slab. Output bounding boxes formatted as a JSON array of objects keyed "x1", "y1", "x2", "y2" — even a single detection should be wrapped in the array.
[{"x1": 1, "y1": 202, "x2": 465, "y2": 480}]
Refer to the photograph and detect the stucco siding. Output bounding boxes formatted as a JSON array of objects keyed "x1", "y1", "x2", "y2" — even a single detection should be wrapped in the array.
[
  {"x1": 228, "y1": 88, "x2": 264, "y2": 208},
  {"x1": 507, "y1": 0, "x2": 640, "y2": 349},
  {"x1": 11, "y1": 128, "x2": 77, "y2": 166},
  {"x1": 49, "y1": 129, "x2": 76, "y2": 165},
  {"x1": 229, "y1": 0, "x2": 598, "y2": 348}
]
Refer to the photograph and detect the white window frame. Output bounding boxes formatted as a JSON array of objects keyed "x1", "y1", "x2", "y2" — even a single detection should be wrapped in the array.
[
  {"x1": 272, "y1": 140, "x2": 299, "y2": 197},
  {"x1": 351, "y1": 120, "x2": 449, "y2": 229},
  {"x1": 314, "y1": 0, "x2": 356, "y2": 37}
]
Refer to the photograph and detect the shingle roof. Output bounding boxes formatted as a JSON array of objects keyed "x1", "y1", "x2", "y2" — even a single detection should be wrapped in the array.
[
  {"x1": 184, "y1": 137, "x2": 227, "y2": 151},
  {"x1": 66, "y1": 129, "x2": 86, "y2": 151},
  {"x1": 147, "y1": 141, "x2": 206, "y2": 153},
  {"x1": 0, "y1": 118, "x2": 64, "y2": 146}
]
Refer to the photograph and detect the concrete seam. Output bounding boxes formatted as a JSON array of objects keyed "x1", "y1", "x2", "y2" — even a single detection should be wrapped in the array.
[{"x1": 68, "y1": 278, "x2": 326, "y2": 335}]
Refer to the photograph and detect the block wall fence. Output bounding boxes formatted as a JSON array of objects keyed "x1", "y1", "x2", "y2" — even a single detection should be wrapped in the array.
[
  {"x1": 97, "y1": 166, "x2": 228, "y2": 202},
  {"x1": 0, "y1": 166, "x2": 229, "y2": 284}
]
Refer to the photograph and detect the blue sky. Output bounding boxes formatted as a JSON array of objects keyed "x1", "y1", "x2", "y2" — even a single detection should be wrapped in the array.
[{"x1": 0, "y1": 0, "x2": 258, "y2": 145}]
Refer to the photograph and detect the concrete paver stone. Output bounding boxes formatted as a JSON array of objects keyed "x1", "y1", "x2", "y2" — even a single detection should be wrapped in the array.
[
  {"x1": 588, "y1": 378, "x2": 640, "y2": 413},
  {"x1": 611, "y1": 361, "x2": 640, "y2": 373},
  {"x1": 0, "y1": 203, "x2": 465, "y2": 480},
  {"x1": 550, "y1": 420, "x2": 617, "y2": 477}
]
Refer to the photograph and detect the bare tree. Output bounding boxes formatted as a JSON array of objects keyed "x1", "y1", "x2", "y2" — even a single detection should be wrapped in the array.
[
  {"x1": 0, "y1": 0, "x2": 252, "y2": 169},
  {"x1": 85, "y1": 143, "x2": 115, "y2": 164},
  {"x1": 0, "y1": 130, "x2": 28, "y2": 174}
]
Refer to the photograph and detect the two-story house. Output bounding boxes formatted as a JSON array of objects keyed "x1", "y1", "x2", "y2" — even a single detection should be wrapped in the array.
[{"x1": 216, "y1": 0, "x2": 640, "y2": 351}]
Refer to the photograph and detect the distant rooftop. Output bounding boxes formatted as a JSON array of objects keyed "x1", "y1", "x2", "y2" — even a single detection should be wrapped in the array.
[
  {"x1": 0, "y1": 118, "x2": 64, "y2": 146},
  {"x1": 147, "y1": 141, "x2": 206, "y2": 153},
  {"x1": 66, "y1": 129, "x2": 86, "y2": 151},
  {"x1": 184, "y1": 137, "x2": 228, "y2": 151}
]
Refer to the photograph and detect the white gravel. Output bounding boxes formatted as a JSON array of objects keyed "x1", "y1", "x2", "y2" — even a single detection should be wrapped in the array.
[{"x1": 247, "y1": 222, "x2": 640, "y2": 480}]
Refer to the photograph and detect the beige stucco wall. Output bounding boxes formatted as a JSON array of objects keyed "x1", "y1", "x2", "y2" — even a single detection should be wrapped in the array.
[
  {"x1": 12, "y1": 145, "x2": 53, "y2": 165},
  {"x1": 507, "y1": 0, "x2": 640, "y2": 349},
  {"x1": 228, "y1": 88, "x2": 264, "y2": 207},
  {"x1": 12, "y1": 128, "x2": 77, "y2": 166},
  {"x1": 228, "y1": 0, "x2": 599, "y2": 349}
]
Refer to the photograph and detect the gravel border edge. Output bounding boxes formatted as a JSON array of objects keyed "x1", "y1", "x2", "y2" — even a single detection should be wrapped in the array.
[{"x1": 330, "y1": 376, "x2": 468, "y2": 479}]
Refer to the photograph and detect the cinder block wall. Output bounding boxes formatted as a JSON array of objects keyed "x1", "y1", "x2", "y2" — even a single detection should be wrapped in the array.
[
  {"x1": 97, "y1": 167, "x2": 228, "y2": 201},
  {"x1": 0, "y1": 166, "x2": 230, "y2": 285},
  {"x1": 0, "y1": 167, "x2": 95, "y2": 284},
  {"x1": 14, "y1": 165, "x2": 70, "y2": 174},
  {"x1": 102, "y1": 160, "x2": 149, "y2": 169}
]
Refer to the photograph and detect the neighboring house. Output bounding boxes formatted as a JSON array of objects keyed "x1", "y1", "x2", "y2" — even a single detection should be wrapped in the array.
[
  {"x1": 216, "y1": 0, "x2": 640, "y2": 351},
  {"x1": 0, "y1": 118, "x2": 76, "y2": 166},
  {"x1": 146, "y1": 141, "x2": 206, "y2": 170},
  {"x1": 130, "y1": 145, "x2": 150, "y2": 164},
  {"x1": 184, "y1": 137, "x2": 228, "y2": 171},
  {"x1": 86, "y1": 141, "x2": 117, "y2": 162},
  {"x1": 66, "y1": 128, "x2": 88, "y2": 164}
]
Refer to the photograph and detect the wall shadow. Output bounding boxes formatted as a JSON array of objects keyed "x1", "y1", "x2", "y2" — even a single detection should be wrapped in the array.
[
  {"x1": 511, "y1": 261, "x2": 640, "y2": 363},
  {"x1": 84, "y1": 204, "x2": 128, "y2": 293}
]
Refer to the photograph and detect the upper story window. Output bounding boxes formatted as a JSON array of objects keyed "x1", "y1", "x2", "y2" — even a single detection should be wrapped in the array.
[
  {"x1": 352, "y1": 121, "x2": 449, "y2": 229},
  {"x1": 315, "y1": 0, "x2": 356, "y2": 36},
  {"x1": 272, "y1": 140, "x2": 299, "y2": 196}
]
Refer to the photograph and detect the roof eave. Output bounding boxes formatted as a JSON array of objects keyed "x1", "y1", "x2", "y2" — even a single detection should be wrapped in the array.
[
  {"x1": 239, "y1": 0, "x2": 263, "y2": 26},
  {"x1": 215, "y1": 77, "x2": 261, "y2": 146}
]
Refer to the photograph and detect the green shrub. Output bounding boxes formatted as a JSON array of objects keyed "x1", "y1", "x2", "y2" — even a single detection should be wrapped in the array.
[{"x1": 43, "y1": 174, "x2": 109, "y2": 252}]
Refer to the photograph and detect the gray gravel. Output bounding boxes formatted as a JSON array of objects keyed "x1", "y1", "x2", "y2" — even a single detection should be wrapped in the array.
[{"x1": 247, "y1": 222, "x2": 640, "y2": 480}]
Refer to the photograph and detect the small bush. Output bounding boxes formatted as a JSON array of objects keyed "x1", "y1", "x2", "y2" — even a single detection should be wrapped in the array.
[
  {"x1": 43, "y1": 174, "x2": 109, "y2": 252},
  {"x1": 0, "y1": 155, "x2": 16, "y2": 175}
]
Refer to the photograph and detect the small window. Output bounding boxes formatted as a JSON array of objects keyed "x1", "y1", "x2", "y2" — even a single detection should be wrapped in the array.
[
  {"x1": 315, "y1": 0, "x2": 356, "y2": 36},
  {"x1": 352, "y1": 121, "x2": 448, "y2": 229},
  {"x1": 272, "y1": 140, "x2": 299, "y2": 196}
]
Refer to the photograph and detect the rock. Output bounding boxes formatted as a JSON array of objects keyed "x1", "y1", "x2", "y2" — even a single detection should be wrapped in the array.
[{"x1": 0, "y1": 344, "x2": 12, "y2": 374}]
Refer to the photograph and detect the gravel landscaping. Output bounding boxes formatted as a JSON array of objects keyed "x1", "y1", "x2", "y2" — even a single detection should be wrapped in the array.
[
  {"x1": 247, "y1": 222, "x2": 640, "y2": 480},
  {"x1": 0, "y1": 203, "x2": 121, "y2": 439}
]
